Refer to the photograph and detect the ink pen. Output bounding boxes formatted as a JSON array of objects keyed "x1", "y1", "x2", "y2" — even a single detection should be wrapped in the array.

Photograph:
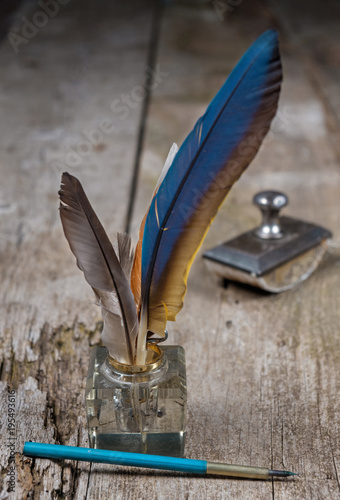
[{"x1": 24, "y1": 442, "x2": 297, "y2": 480}]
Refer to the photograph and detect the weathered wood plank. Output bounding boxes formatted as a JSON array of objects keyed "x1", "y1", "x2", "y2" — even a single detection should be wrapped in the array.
[
  {"x1": 1, "y1": 0, "x2": 339, "y2": 499},
  {"x1": 0, "y1": 1, "x2": 154, "y2": 498},
  {"x1": 130, "y1": 1, "x2": 340, "y2": 499},
  {"x1": 266, "y1": 0, "x2": 340, "y2": 161}
]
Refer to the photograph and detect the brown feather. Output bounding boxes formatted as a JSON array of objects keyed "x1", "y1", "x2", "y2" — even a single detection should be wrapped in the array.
[{"x1": 59, "y1": 172, "x2": 138, "y2": 364}]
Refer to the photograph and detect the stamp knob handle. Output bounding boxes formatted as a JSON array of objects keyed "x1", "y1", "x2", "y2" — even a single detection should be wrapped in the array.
[{"x1": 253, "y1": 190, "x2": 288, "y2": 240}]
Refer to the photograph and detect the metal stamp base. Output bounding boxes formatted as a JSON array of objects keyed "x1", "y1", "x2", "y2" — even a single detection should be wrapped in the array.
[{"x1": 203, "y1": 191, "x2": 332, "y2": 293}]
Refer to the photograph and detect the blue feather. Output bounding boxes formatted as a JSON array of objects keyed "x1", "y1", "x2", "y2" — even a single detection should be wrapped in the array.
[{"x1": 136, "y1": 30, "x2": 282, "y2": 346}]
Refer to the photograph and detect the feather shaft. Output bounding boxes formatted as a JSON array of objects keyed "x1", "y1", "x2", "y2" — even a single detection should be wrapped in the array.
[{"x1": 131, "y1": 144, "x2": 179, "y2": 312}]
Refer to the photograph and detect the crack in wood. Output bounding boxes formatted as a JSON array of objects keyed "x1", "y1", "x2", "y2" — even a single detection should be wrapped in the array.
[
  {"x1": 331, "y1": 451, "x2": 340, "y2": 493},
  {"x1": 124, "y1": 0, "x2": 165, "y2": 234}
]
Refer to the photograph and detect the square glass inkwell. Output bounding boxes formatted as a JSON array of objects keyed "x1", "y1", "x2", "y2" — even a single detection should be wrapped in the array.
[{"x1": 85, "y1": 340, "x2": 187, "y2": 457}]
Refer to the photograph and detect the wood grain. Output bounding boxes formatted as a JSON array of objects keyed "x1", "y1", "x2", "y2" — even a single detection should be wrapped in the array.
[
  {"x1": 0, "y1": 0, "x2": 155, "y2": 498},
  {"x1": 1, "y1": 0, "x2": 339, "y2": 499}
]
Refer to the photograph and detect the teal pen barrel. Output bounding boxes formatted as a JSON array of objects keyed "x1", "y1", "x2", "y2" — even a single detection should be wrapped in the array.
[{"x1": 24, "y1": 443, "x2": 207, "y2": 475}]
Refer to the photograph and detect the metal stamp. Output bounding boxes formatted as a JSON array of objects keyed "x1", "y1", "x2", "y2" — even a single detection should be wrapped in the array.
[{"x1": 203, "y1": 190, "x2": 332, "y2": 293}]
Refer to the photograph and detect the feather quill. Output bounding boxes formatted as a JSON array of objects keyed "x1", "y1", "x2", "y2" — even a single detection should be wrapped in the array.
[
  {"x1": 133, "y1": 29, "x2": 282, "y2": 363},
  {"x1": 59, "y1": 173, "x2": 138, "y2": 364}
]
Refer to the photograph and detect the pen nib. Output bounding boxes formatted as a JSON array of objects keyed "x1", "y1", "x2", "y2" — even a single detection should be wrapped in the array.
[{"x1": 269, "y1": 470, "x2": 298, "y2": 478}]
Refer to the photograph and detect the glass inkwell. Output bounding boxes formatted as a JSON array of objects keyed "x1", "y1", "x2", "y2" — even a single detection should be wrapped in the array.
[{"x1": 85, "y1": 331, "x2": 187, "y2": 457}]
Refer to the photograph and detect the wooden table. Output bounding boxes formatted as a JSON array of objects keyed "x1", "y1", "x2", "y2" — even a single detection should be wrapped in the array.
[{"x1": 1, "y1": 1, "x2": 339, "y2": 498}]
